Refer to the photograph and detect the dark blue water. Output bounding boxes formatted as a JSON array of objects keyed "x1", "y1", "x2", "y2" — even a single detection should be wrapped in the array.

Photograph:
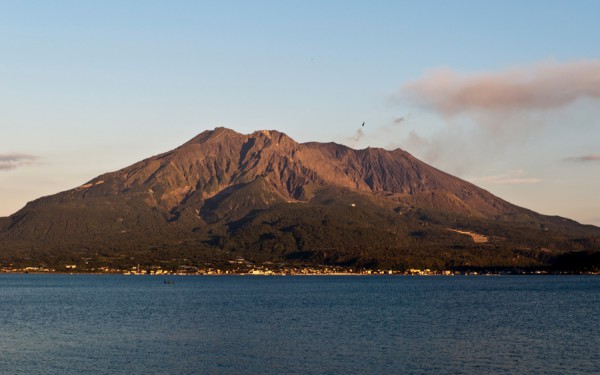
[{"x1": 0, "y1": 275, "x2": 598, "y2": 374}]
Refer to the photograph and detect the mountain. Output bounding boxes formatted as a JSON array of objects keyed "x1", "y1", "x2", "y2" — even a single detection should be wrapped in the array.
[{"x1": 1, "y1": 127, "x2": 599, "y2": 271}]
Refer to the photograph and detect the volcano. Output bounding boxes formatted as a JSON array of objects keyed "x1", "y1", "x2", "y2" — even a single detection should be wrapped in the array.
[{"x1": 1, "y1": 127, "x2": 598, "y2": 271}]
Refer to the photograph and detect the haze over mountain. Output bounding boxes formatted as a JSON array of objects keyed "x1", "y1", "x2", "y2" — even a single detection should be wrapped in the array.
[{"x1": 1, "y1": 127, "x2": 598, "y2": 271}]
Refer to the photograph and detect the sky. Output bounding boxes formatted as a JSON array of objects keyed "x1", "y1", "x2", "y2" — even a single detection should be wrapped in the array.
[{"x1": 1, "y1": 0, "x2": 599, "y2": 226}]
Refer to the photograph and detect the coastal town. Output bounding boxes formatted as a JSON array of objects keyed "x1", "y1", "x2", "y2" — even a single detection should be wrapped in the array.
[{"x1": 1, "y1": 258, "x2": 597, "y2": 276}]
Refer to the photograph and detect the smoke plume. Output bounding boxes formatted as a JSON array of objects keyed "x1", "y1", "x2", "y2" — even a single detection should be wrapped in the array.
[
  {"x1": 468, "y1": 169, "x2": 541, "y2": 185},
  {"x1": 402, "y1": 60, "x2": 600, "y2": 116},
  {"x1": 564, "y1": 154, "x2": 600, "y2": 162},
  {"x1": 394, "y1": 60, "x2": 600, "y2": 174}
]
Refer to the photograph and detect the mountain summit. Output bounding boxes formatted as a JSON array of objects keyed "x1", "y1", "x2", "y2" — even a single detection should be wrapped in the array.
[{"x1": 1, "y1": 127, "x2": 599, "y2": 270}]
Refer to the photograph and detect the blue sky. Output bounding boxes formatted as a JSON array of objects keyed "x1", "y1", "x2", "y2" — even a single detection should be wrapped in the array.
[{"x1": 1, "y1": 1, "x2": 599, "y2": 225}]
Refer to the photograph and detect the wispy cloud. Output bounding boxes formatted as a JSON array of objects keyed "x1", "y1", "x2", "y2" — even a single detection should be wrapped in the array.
[
  {"x1": 468, "y1": 169, "x2": 541, "y2": 185},
  {"x1": 564, "y1": 154, "x2": 600, "y2": 162},
  {"x1": 402, "y1": 60, "x2": 600, "y2": 116},
  {"x1": 0, "y1": 153, "x2": 39, "y2": 171}
]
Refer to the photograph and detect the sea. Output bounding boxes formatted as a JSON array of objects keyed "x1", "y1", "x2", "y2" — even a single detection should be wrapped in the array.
[{"x1": 0, "y1": 274, "x2": 598, "y2": 375}]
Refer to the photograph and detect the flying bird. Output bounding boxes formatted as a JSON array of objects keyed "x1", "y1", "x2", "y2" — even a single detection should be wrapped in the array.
[{"x1": 361, "y1": 122, "x2": 365, "y2": 127}]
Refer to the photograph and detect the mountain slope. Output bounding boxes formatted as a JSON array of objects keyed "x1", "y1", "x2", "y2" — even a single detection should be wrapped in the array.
[{"x1": 1, "y1": 127, "x2": 599, "y2": 270}]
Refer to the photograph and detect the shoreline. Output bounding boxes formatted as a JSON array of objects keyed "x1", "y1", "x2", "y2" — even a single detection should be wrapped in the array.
[{"x1": 2, "y1": 270, "x2": 598, "y2": 276}]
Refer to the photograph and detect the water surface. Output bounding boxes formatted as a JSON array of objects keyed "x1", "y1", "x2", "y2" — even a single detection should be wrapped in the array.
[{"x1": 0, "y1": 275, "x2": 598, "y2": 374}]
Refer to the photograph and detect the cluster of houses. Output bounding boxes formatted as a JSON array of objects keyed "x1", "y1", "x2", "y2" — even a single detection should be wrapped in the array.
[
  {"x1": 0, "y1": 263, "x2": 449, "y2": 275},
  {"x1": 2, "y1": 261, "x2": 595, "y2": 275}
]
